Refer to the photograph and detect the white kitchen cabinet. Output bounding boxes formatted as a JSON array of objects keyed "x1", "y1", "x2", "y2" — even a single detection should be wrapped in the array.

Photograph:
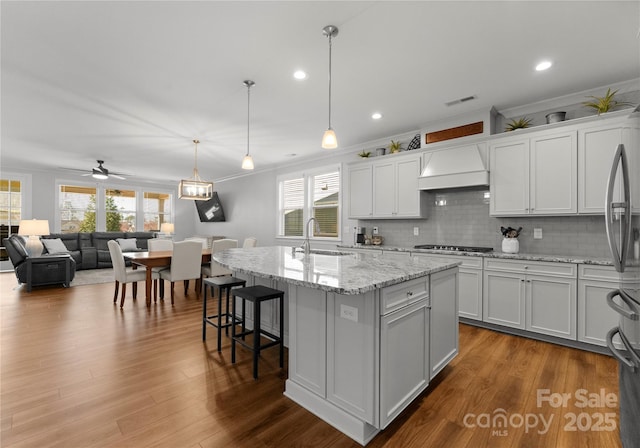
[
  {"x1": 490, "y1": 130, "x2": 577, "y2": 216},
  {"x1": 327, "y1": 291, "x2": 376, "y2": 424},
  {"x1": 483, "y1": 259, "x2": 576, "y2": 339},
  {"x1": 348, "y1": 164, "x2": 373, "y2": 218},
  {"x1": 373, "y1": 154, "x2": 424, "y2": 218},
  {"x1": 578, "y1": 117, "x2": 640, "y2": 214},
  {"x1": 412, "y1": 253, "x2": 482, "y2": 321},
  {"x1": 429, "y1": 268, "x2": 459, "y2": 379},
  {"x1": 347, "y1": 153, "x2": 425, "y2": 219},
  {"x1": 379, "y1": 298, "x2": 429, "y2": 428},
  {"x1": 287, "y1": 285, "x2": 327, "y2": 397},
  {"x1": 577, "y1": 264, "x2": 638, "y2": 347}
]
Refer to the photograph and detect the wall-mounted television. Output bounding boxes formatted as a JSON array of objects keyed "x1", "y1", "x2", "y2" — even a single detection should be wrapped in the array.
[{"x1": 195, "y1": 192, "x2": 226, "y2": 222}]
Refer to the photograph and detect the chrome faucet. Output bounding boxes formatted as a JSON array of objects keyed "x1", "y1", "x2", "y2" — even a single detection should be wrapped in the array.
[{"x1": 301, "y1": 217, "x2": 320, "y2": 255}]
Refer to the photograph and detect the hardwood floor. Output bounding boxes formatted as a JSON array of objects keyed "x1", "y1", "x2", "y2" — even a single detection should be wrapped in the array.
[{"x1": 1, "y1": 272, "x2": 622, "y2": 447}]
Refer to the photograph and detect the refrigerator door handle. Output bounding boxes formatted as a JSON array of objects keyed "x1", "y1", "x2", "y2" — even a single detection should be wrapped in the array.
[
  {"x1": 607, "y1": 327, "x2": 640, "y2": 371},
  {"x1": 605, "y1": 144, "x2": 631, "y2": 273},
  {"x1": 606, "y1": 289, "x2": 640, "y2": 321}
]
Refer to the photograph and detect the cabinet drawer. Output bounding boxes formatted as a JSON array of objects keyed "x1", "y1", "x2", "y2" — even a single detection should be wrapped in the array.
[
  {"x1": 381, "y1": 276, "x2": 429, "y2": 315},
  {"x1": 578, "y1": 263, "x2": 639, "y2": 281},
  {"x1": 484, "y1": 258, "x2": 576, "y2": 277},
  {"x1": 412, "y1": 253, "x2": 482, "y2": 269}
]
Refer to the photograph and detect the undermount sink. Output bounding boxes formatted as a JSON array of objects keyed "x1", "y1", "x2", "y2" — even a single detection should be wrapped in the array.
[{"x1": 295, "y1": 248, "x2": 352, "y2": 256}]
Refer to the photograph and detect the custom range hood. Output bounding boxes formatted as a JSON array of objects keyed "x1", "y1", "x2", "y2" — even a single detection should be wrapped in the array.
[{"x1": 418, "y1": 143, "x2": 489, "y2": 190}]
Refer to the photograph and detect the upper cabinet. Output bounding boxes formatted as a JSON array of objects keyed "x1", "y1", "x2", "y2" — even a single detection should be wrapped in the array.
[
  {"x1": 348, "y1": 153, "x2": 425, "y2": 220},
  {"x1": 347, "y1": 164, "x2": 373, "y2": 219},
  {"x1": 490, "y1": 130, "x2": 577, "y2": 216},
  {"x1": 578, "y1": 117, "x2": 640, "y2": 214}
]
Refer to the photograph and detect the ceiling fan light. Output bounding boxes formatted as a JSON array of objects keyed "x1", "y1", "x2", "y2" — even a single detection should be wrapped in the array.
[
  {"x1": 242, "y1": 154, "x2": 254, "y2": 170},
  {"x1": 92, "y1": 172, "x2": 108, "y2": 180},
  {"x1": 321, "y1": 128, "x2": 338, "y2": 149}
]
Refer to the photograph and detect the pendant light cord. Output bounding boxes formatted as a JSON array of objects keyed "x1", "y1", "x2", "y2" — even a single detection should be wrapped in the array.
[
  {"x1": 327, "y1": 32, "x2": 332, "y2": 129},
  {"x1": 193, "y1": 139, "x2": 200, "y2": 180},
  {"x1": 246, "y1": 82, "x2": 251, "y2": 156}
]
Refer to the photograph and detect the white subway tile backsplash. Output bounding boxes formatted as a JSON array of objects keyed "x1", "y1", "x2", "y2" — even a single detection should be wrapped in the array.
[{"x1": 360, "y1": 188, "x2": 611, "y2": 257}]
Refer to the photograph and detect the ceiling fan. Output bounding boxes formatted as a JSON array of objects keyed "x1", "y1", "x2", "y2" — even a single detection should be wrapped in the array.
[{"x1": 60, "y1": 160, "x2": 128, "y2": 180}]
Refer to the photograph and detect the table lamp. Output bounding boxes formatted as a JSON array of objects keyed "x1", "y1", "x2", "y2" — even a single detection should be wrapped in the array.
[
  {"x1": 160, "y1": 223, "x2": 174, "y2": 235},
  {"x1": 18, "y1": 219, "x2": 50, "y2": 257}
]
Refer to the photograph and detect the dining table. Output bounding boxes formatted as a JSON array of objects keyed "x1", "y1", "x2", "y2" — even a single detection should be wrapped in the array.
[{"x1": 124, "y1": 249, "x2": 212, "y2": 306}]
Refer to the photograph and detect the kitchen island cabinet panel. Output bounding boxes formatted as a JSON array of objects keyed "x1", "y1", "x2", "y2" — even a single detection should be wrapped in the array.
[
  {"x1": 288, "y1": 285, "x2": 327, "y2": 397},
  {"x1": 327, "y1": 291, "x2": 376, "y2": 424},
  {"x1": 380, "y1": 298, "x2": 429, "y2": 428},
  {"x1": 429, "y1": 268, "x2": 459, "y2": 379}
]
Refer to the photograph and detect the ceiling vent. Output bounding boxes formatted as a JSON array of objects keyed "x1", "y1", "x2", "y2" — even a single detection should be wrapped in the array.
[{"x1": 445, "y1": 95, "x2": 477, "y2": 107}]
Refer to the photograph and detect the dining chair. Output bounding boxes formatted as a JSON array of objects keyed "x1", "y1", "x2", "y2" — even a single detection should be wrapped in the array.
[
  {"x1": 108, "y1": 240, "x2": 154, "y2": 308},
  {"x1": 242, "y1": 237, "x2": 257, "y2": 248},
  {"x1": 185, "y1": 236, "x2": 209, "y2": 249},
  {"x1": 148, "y1": 238, "x2": 174, "y2": 299},
  {"x1": 158, "y1": 240, "x2": 203, "y2": 304},
  {"x1": 202, "y1": 238, "x2": 238, "y2": 280}
]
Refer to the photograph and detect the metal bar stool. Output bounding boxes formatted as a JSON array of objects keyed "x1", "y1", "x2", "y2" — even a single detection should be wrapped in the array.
[
  {"x1": 231, "y1": 285, "x2": 284, "y2": 379},
  {"x1": 203, "y1": 276, "x2": 246, "y2": 351}
]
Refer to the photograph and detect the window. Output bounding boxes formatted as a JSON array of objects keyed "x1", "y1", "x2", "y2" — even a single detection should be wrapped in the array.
[
  {"x1": 144, "y1": 191, "x2": 172, "y2": 232},
  {"x1": 106, "y1": 188, "x2": 136, "y2": 232},
  {"x1": 57, "y1": 184, "x2": 173, "y2": 233},
  {"x1": 59, "y1": 185, "x2": 97, "y2": 233},
  {"x1": 278, "y1": 167, "x2": 340, "y2": 239},
  {"x1": 0, "y1": 178, "x2": 23, "y2": 266}
]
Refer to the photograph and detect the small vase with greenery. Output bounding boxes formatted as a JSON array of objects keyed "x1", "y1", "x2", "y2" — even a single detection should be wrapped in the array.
[
  {"x1": 583, "y1": 88, "x2": 633, "y2": 115},
  {"x1": 358, "y1": 150, "x2": 371, "y2": 158},
  {"x1": 505, "y1": 116, "x2": 533, "y2": 132},
  {"x1": 388, "y1": 140, "x2": 403, "y2": 154}
]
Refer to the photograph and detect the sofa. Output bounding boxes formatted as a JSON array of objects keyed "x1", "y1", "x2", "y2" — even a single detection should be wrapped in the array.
[
  {"x1": 39, "y1": 231, "x2": 155, "y2": 270},
  {"x1": 3, "y1": 235, "x2": 76, "y2": 291}
]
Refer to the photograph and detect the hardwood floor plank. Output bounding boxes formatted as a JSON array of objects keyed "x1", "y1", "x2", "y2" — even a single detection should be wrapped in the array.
[{"x1": 0, "y1": 273, "x2": 622, "y2": 448}]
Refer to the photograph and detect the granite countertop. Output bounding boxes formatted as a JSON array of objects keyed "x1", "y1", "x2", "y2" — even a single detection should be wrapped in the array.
[
  {"x1": 338, "y1": 244, "x2": 615, "y2": 266},
  {"x1": 212, "y1": 246, "x2": 460, "y2": 295}
]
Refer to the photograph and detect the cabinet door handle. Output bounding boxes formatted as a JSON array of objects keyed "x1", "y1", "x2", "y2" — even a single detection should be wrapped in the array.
[{"x1": 406, "y1": 291, "x2": 414, "y2": 297}]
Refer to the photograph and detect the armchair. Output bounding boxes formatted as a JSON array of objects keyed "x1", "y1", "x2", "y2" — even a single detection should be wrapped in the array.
[{"x1": 4, "y1": 235, "x2": 76, "y2": 292}]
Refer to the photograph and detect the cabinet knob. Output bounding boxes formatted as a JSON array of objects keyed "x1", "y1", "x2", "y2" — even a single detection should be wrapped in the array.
[{"x1": 406, "y1": 291, "x2": 414, "y2": 297}]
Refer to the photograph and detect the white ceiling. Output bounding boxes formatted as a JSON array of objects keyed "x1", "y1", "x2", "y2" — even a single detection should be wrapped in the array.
[{"x1": 2, "y1": 1, "x2": 639, "y2": 183}]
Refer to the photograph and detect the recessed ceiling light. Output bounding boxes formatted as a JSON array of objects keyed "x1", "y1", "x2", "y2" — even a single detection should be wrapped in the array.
[
  {"x1": 293, "y1": 70, "x2": 307, "y2": 80},
  {"x1": 535, "y1": 61, "x2": 552, "y2": 71},
  {"x1": 371, "y1": 112, "x2": 382, "y2": 120}
]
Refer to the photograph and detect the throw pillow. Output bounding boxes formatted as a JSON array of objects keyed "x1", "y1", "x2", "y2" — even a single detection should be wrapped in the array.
[
  {"x1": 117, "y1": 238, "x2": 138, "y2": 251},
  {"x1": 42, "y1": 238, "x2": 69, "y2": 254}
]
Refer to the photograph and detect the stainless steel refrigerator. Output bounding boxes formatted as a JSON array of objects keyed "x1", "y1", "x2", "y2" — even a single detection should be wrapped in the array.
[{"x1": 604, "y1": 139, "x2": 640, "y2": 448}]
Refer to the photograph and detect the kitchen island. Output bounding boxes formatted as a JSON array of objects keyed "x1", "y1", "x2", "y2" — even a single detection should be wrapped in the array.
[{"x1": 213, "y1": 246, "x2": 460, "y2": 445}]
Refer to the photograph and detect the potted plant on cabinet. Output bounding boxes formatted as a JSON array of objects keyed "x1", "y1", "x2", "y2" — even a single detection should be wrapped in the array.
[
  {"x1": 388, "y1": 140, "x2": 403, "y2": 154},
  {"x1": 583, "y1": 88, "x2": 633, "y2": 115}
]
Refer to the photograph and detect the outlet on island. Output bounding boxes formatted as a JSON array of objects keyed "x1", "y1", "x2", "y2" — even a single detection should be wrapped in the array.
[{"x1": 340, "y1": 304, "x2": 358, "y2": 322}]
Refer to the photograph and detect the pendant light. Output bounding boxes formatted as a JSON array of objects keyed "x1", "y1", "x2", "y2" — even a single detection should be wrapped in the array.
[
  {"x1": 242, "y1": 80, "x2": 255, "y2": 170},
  {"x1": 178, "y1": 139, "x2": 214, "y2": 200},
  {"x1": 321, "y1": 25, "x2": 339, "y2": 149}
]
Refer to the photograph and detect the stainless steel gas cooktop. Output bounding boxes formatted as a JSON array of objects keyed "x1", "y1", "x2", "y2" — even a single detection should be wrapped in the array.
[{"x1": 413, "y1": 244, "x2": 494, "y2": 253}]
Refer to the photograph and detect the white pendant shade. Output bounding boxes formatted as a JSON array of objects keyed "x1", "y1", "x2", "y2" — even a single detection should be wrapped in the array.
[
  {"x1": 321, "y1": 128, "x2": 338, "y2": 149},
  {"x1": 242, "y1": 154, "x2": 255, "y2": 170}
]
